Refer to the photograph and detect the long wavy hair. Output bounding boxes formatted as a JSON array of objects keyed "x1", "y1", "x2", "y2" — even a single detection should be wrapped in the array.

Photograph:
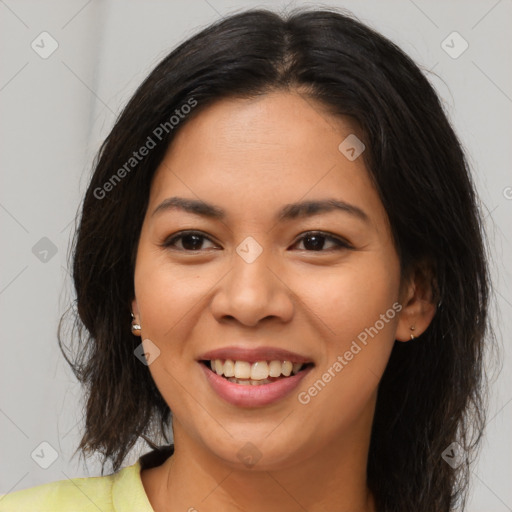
[{"x1": 59, "y1": 7, "x2": 494, "y2": 511}]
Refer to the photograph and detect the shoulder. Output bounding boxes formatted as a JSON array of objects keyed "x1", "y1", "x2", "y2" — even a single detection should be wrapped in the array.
[
  {"x1": 0, "y1": 474, "x2": 114, "y2": 512},
  {"x1": 0, "y1": 462, "x2": 142, "y2": 512}
]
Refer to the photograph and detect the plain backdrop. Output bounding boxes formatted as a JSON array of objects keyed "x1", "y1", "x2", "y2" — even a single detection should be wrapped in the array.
[{"x1": 0, "y1": 1, "x2": 511, "y2": 510}]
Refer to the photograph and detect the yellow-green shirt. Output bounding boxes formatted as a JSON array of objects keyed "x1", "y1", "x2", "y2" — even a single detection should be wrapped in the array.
[{"x1": 0, "y1": 447, "x2": 174, "y2": 512}]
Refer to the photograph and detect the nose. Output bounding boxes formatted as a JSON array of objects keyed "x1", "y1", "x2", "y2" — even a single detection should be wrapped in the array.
[{"x1": 210, "y1": 244, "x2": 295, "y2": 327}]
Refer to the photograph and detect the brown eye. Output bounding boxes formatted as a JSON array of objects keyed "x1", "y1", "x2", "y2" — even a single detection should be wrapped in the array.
[
  {"x1": 292, "y1": 232, "x2": 352, "y2": 252},
  {"x1": 163, "y1": 231, "x2": 217, "y2": 251}
]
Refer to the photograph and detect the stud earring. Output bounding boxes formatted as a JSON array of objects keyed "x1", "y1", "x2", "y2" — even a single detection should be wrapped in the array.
[
  {"x1": 131, "y1": 313, "x2": 141, "y2": 335},
  {"x1": 410, "y1": 325, "x2": 416, "y2": 340}
]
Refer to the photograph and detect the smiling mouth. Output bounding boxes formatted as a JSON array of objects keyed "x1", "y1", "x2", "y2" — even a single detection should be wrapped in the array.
[{"x1": 201, "y1": 359, "x2": 314, "y2": 386}]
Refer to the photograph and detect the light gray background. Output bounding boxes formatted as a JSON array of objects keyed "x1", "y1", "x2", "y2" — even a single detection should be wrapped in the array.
[{"x1": 0, "y1": 0, "x2": 511, "y2": 510}]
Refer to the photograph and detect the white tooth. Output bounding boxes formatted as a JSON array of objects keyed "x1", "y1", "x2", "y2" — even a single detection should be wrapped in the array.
[
  {"x1": 210, "y1": 360, "x2": 215, "y2": 370},
  {"x1": 281, "y1": 361, "x2": 292, "y2": 377},
  {"x1": 251, "y1": 361, "x2": 269, "y2": 380},
  {"x1": 214, "y1": 359, "x2": 224, "y2": 375},
  {"x1": 268, "y1": 360, "x2": 282, "y2": 377},
  {"x1": 237, "y1": 378, "x2": 251, "y2": 385},
  {"x1": 234, "y1": 361, "x2": 251, "y2": 379},
  {"x1": 223, "y1": 359, "x2": 235, "y2": 377},
  {"x1": 292, "y1": 362, "x2": 303, "y2": 375}
]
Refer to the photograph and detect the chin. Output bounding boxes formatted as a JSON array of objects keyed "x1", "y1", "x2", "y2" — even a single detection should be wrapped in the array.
[{"x1": 195, "y1": 424, "x2": 311, "y2": 472}]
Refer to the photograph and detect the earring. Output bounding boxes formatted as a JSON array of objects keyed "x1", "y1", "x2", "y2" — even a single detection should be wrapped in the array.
[
  {"x1": 131, "y1": 313, "x2": 141, "y2": 335},
  {"x1": 410, "y1": 325, "x2": 416, "y2": 340}
]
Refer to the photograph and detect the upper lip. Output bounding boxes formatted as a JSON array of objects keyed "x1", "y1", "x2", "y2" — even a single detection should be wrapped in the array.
[{"x1": 198, "y1": 346, "x2": 313, "y2": 364}]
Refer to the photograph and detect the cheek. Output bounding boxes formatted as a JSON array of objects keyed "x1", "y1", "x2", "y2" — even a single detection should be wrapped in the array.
[
  {"x1": 296, "y1": 257, "x2": 400, "y2": 403},
  {"x1": 133, "y1": 253, "x2": 215, "y2": 404},
  {"x1": 301, "y1": 258, "x2": 400, "y2": 345},
  {"x1": 133, "y1": 249, "x2": 207, "y2": 410},
  {"x1": 134, "y1": 248, "x2": 210, "y2": 337}
]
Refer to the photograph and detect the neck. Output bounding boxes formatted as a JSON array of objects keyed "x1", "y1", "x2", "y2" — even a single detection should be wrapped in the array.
[{"x1": 143, "y1": 409, "x2": 376, "y2": 512}]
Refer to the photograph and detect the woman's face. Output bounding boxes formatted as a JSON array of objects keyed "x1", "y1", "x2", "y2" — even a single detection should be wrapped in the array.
[{"x1": 133, "y1": 91, "x2": 407, "y2": 469}]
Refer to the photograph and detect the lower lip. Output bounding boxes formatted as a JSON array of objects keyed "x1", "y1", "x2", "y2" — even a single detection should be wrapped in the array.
[{"x1": 199, "y1": 363, "x2": 313, "y2": 407}]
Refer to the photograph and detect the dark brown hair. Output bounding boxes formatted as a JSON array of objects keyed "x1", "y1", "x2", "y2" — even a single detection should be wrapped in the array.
[{"x1": 59, "y1": 7, "x2": 494, "y2": 511}]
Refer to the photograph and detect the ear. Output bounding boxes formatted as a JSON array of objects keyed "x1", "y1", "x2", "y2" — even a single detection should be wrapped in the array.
[
  {"x1": 131, "y1": 298, "x2": 140, "y2": 320},
  {"x1": 396, "y1": 263, "x2": 438, "y2": 342}
]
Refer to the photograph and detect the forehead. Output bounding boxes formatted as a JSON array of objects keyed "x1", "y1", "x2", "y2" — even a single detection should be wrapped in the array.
[{"x1": 148, "y1": 92, "x2": 387, "y2": 231}]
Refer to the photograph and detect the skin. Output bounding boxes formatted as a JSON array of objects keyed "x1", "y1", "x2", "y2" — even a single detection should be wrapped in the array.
[{"x1": 132, "y1": 91, "x2": 436, "y2": 512}]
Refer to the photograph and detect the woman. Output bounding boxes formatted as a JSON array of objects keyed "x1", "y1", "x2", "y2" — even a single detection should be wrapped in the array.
[{"x1": 0, "y1": 7, "x2": 492, "y2": 512}]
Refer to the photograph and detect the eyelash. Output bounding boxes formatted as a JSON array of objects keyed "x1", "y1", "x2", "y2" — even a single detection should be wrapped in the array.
[{"x1": 161, "y1": 230, "x2": 353, "y2": 253}]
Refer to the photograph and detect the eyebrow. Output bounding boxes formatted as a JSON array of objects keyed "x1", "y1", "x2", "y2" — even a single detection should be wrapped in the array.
[{"x1": 152, "y1": 196, "x2": 369, "y2": 223}]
